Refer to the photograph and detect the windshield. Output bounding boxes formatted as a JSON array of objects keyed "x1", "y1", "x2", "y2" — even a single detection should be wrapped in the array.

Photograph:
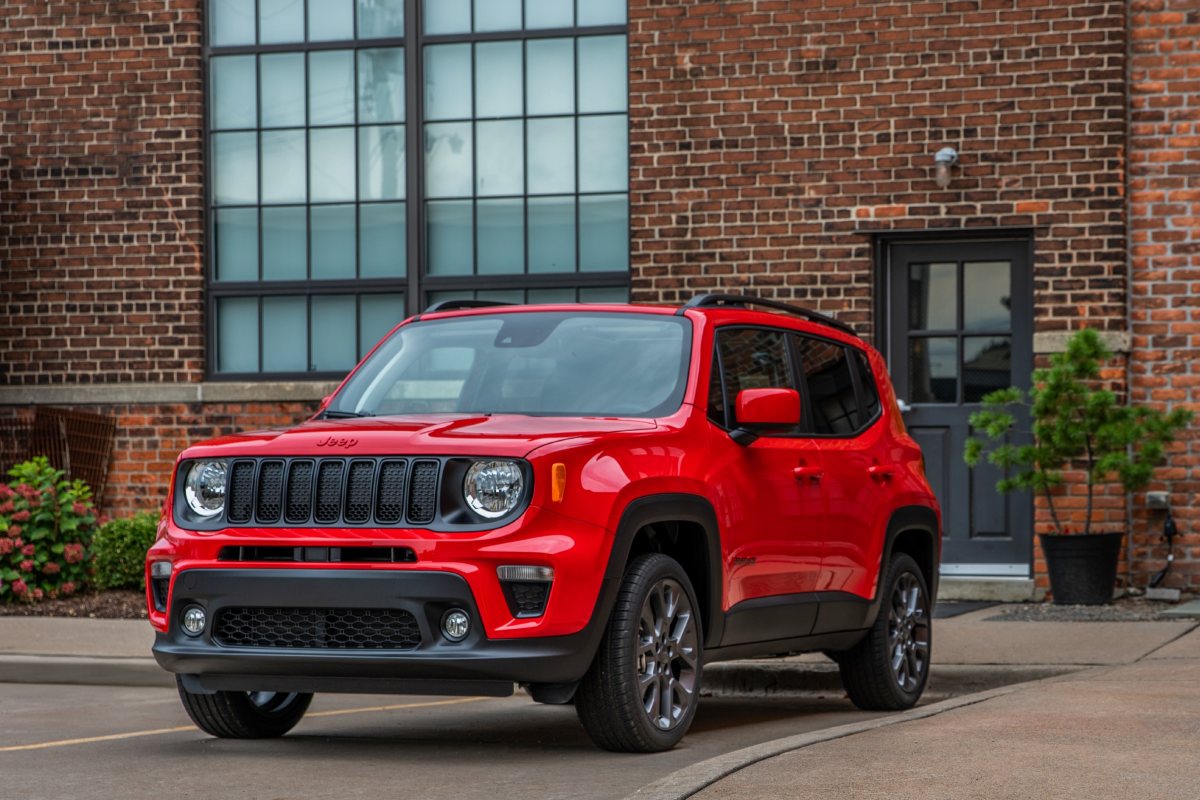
[{"x1": 330, "y1": 312, "x2": 692, "y2": 418}]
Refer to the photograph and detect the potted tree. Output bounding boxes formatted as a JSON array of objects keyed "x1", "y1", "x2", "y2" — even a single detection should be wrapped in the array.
[{"x1": 964, "y1": 329, "x2": 1191, "y2": 605}]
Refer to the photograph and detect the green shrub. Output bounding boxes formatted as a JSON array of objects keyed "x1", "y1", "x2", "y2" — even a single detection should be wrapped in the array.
[
  {"x1": 0, "y1": 456, "x2": 97, "y2": 603},
  {"x1": 92, "y1": 511, "x2": 159, "y2": 590}
]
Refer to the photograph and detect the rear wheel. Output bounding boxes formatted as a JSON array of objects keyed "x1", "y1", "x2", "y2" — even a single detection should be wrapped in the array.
[
  {"x1": 575, "y1": 553, "x2": 703, "y2": 752},
  {"x1": 836, "y1": 552, "x2": 931, "y2": 710},
  {"x1": 177, "y1": 678, "x2": 313, "y2": 738}
]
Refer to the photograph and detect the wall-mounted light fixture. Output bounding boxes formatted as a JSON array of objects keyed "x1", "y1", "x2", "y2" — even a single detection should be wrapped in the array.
[{"x1": 934, "y1": 147, "x2": 958, "y2": 189}]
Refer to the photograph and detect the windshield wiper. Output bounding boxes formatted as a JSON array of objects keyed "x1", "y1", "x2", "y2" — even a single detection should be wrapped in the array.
[{"x1": 320, "y1": 409, "x2": 375, "y2": 419}]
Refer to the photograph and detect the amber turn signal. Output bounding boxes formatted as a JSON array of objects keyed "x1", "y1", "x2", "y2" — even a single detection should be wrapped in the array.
[{"x1": 551, "y1": 462, "x2": 567, "y2": 503}]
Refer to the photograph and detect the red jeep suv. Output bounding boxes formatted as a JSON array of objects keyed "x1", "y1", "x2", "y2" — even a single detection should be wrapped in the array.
[{"x1": 147, "y1": 294, "x2": 940, "y2": 752}]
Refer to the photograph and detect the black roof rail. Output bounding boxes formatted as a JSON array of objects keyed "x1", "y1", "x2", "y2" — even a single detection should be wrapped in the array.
[
  {"x1": 422, "y1": 299, "x2": 514, "y2": 314},
  {"x1": 676, "y1": 293, "x2": 859, "y2": 338}
]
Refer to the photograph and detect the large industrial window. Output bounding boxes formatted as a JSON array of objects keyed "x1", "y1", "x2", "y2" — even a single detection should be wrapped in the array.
[{"x1": 206, "y1": 0, "x2": 629, "y2": 376}]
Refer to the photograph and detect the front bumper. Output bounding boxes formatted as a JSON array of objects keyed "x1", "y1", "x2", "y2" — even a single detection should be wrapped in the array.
[{"x1": 154, "y1": 568, "x2": 609, "y2": 695}]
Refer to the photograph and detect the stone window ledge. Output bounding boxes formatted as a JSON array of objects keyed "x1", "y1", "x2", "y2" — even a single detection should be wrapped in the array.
[{"x1": 0, "y1": 382, "x2": 340, "y2": 406}]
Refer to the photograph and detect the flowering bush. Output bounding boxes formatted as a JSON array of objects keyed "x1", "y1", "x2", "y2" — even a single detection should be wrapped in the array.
[{"x1": 0, "y1": 457, "x2": 97, "y2": 604}]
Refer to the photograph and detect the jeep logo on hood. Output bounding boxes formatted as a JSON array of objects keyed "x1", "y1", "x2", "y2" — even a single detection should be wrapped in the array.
[{"x1": 316, "y1": 436, "x2": 358, "y2": 448}]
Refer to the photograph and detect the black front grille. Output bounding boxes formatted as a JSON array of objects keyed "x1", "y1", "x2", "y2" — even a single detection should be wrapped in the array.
[
  {"x1": 214, "y1": 606, "x2": 422, "y2": 650},
  {"x1": 224, "y1": 457, "x2": 443, "y2": 528}
]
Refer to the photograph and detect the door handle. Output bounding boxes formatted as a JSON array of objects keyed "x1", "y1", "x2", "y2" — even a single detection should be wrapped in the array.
[
  {"x1": 868, "y1": 465, "x2": 895, "y2": 481},
  {"x1": 793, "y1": 466, "x2": 824, "y2": 482},
  {"x1": 896, "y1": 398, "x2": 912, "y2": 413}
]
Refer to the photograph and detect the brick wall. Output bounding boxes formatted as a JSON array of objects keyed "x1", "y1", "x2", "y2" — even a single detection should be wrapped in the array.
[
  {"x1": 1128, "y1": 0, "x2": 1200, "y2": 590},
  {"x1": 0, "y1": 0, "x2": 206, "y2": 386}
]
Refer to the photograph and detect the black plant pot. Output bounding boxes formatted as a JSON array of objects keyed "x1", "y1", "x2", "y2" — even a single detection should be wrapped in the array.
[{"x1": 1040, "y1": 532, "x2": 1124, "y2": 605}]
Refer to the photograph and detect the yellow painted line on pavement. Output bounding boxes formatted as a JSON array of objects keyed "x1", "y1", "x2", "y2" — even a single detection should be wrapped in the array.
[{"x1": 0, "y1": 695, "x2": 490, "y2": 753}]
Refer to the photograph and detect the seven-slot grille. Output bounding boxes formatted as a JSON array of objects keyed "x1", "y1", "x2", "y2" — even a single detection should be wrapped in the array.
[{"x1": 225, "y1": 458, "x2": 440, "y2": 527}]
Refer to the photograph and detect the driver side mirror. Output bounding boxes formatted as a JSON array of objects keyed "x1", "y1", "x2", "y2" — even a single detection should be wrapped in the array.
[{"x1": 731, "y1": 388, "x2": 801, "y2": 445}]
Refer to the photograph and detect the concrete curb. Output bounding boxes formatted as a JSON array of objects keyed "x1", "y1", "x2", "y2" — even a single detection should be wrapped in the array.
[
  {"x1": 627, "y1": 668, "x2": 1097, "y2": 800},
  {"x1": 0, "y1": 655, "x2": 173, "y2": 688}
]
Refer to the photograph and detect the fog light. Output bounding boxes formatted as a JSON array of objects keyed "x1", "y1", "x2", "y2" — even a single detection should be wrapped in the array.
[
  {"x1": 441, "y1": 609, "x2": 470, "y2": 642},
  {"x1": 181, "y1": 605, "x2": 206, "y2": 637},
  {"x1": 150, "y1": 561, "x2": 172, "y2": 579}
]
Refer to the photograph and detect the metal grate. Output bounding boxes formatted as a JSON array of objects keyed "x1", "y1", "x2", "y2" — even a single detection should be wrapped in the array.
[
  {"x1": 345, "y1": 460, "x2": 375, "y2": 523},
  {"x1": 503, "y1": 581, "x2": 551, "y2": 618},
  {"x1": 284, "y1": 461, "x2": 314, "y2": 523},
  {"x1": 314, "y1": 461, "x2": 344, "y2": 523},
  {"x1": 375, "y1": 460, "x2": 407, "y2": 523},
  {"x1": 407, "y1": 461, "x2": 439, "y2": 524},
  {"x1": 256, "y1": 461, "x2": 284, "y2": 522},
  {"x1": 1, "y1": 407, "x2": 117, "y2": 503},
  {"x1": 214, "y1": 607, "x2": 422, "y2": 650},
  {"x1": 227, "y1": 461, "x2": 255, "y2": 522}
]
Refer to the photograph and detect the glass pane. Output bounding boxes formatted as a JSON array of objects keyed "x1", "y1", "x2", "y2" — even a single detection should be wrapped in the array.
[
  {"x1": 476, "y1": 0, "x2": 522, "y2": 32},
  {"x1": 797, "y1": 337, "x2": 859, "y2": 434},
  {"x1": 424, "y1": 44, "x2": 472, "y2": 121},
  {"x1": 578, "y1": 36, "x2": 626, "y2": 113},
  {"x1": 309, "y1": 50, "x2": 355, "y2": 125},
  {"x1": 908, "y1": 262, "x2": 956, "y2": 331},
  {"x1": 309, "y1": 0, "x2": 354, "y2": 41},
  {"x1": 964, "y1": 336, "x2": 1012, "y2": 403},
  {"x1": 909, "y1": 337, "x2": 957, "y2": 404},
  {"x1": 478, "y1": 289, "x2": 524, "y2": 303},
  {"x1": 259, "y1": 0, "x2": 304, "y2": 44},
  {"x1": 262, "y1": 206, "x2": 307, "y2": 280},
  {"x1": 211, "y1": 0, "x2": 255, "y2": 46},
  {"x1": 425, "y1": 122, "x2": 473, "y2": 198},
  {"x1": 427, "y1": 200, "x2": 474, "y2": 275},
  {"x1": 262, "y1": 296, "x2": 307, "y2": 373},
  {"x1": 260, "y1": 53, "x2": 305, "y2": 128},
  {"x1": 360, "y1": 202, "x2": 407, "y2": 277},
  {"x1": 261, "y1": 129, "x2": 307, "y2": 203},
  {"x1": 218, "y1": 297, "x2": 259, "y2": 373},
  {"x1": 717, "y1": 329, "x2": 794, "y2": 426},
  {"x1": 212, "y1": 132, "x2": 258, "y2": 205},
  {"x1": 477, "y1": 199, "x2": 524, "y2": 274},
  {"x1": 528, "y1": 288, "x2": 576, "y2": 303},
  {"x1": 475, "y1": 41, "x2": 522, "y2": 118},
  {"x1": 578, "y1": 114, "x2": 627, "y2": 192},
  {"x1": 577, "y1": 0, "x2": 626, "y2": 25},
  {"x1": 527, "y1": 39, "x2": 574, "y2": 115},
  {"x1": 358, "y1": 0, "x2": 404, "y2": 38},
  {"x1": 215, "y1": 208, "x2": 258, "y2": 282},
  {"x1": 360, "y1": 294, "x2": 405, "y2": 356},
  {"x1": 579, "y1": 194, "x2": 628, "y2": 271},
  {"x1": 964, "y1": 261, "x2": 1012, "y2": 332},
  {"x1": 476, "y1": 120, "x2": 523, "y2": 196},
  {"x1": 309, "y1": 127, "x2": 356, "y2": 202},
  {"x1": 358, "y1": 48, "x2": 405, "y2": 123},
  {"x1": 528, "y1": 196, "x2": 575, "y2": 272},
  {"x1": 527, "y1": 117, "x2": 574, "y2": 194},
  {"x1": 312, "y1": 296, "x2": 358, "y2": 372},
  {"x1": 427, "y1": 290, "x2": 474, "y2": 307},
  {"x1": 311, "y1": 204, "x2": 356, "y2": 280},
  {"x1": 525, "y1": 0, "x2": 573, "y2": 29},
  {"x1": 359, "y1": 125, "x2": 406, "y2": 200},
  {"x1": 424, "y1": 0, "x2": 470, "y2": 34},
  {"x1": 580, "y1": 286, "x2": 629, "y2": 303},
  {"x1": 211, "y1": 56, "x2": 256, "y2": 130}
]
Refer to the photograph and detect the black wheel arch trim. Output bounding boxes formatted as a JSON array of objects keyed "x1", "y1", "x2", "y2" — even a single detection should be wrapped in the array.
[{"x1": 868, "y1": 504, "x2": 941, "y2": 621}]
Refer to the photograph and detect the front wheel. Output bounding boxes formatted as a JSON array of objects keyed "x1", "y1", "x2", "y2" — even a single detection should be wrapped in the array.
[
  {"x1": 575, "y1": 553, "x2": 703, "y2": 752},
  {"x1": 177, "y1": 678, "x2": 313, "y2": 738},
  {"x1": 836, "y1": 552, "x2": 931, "y2": 710}
]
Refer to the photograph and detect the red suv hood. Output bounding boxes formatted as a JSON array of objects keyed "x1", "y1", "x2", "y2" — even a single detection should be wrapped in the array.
[{"x1": 181, "y1": 414, "x2": 657, "y2": 460}]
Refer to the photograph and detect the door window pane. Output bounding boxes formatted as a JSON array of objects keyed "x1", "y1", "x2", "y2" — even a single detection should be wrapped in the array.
[
  {"x1": 716, "y1": 328, "x2": 794, "y2": 431},
  {"x1": 475, "y1": 41, "x2": 523, "y2": 118},
  {"x1": 964, "y1": 261, "x2": 1012, "y2": 332},
  {"x1": 424, "y1": 0, "x2": 470, "y2": 34},
  {"x1": 259, "y1": 0, "x2": 304, "y2": 44},
  {"x1": 527, "y1": 117, "x2": 575, "y2": 194},
  {"x1": 212, "y1": 132, "x2": 258, "y2": 205},
  {"x1": 262, "y1": 296, "x2": 308, "y2": 372},
  {"x1": 797, "y1": 337, "x2": 858, "y2": 434},
  {"x1": 357, "y1": 0, "x2": 404, "y2": 38},
  {"x1": 360, "y1": 294, "x2": 405, "y2": 356},
  {"x1": 359, "y1": 125, "x2": 406, "y2": 200},
  {"x1": 261, "y1": 130, "x2": 307, "y2": 204},
  {"x1": 424, "y1": 44, "x2": 472, "y2": 121},
  {"x1": 578, "y1": 114, "x2": 627, "y2": 192},
  {"x1": 425, "y1": 122, "x2": 473, "y2": 197},
  {"x1": 528, "y1": 196, "x2": 575, "y2": 272},
  {"x1": 311, "y1": 204, "x2": 357, "y2": 280},
  {"x1": 211, "y1": 56, "x2": 257, "y2": 130},
  {"x1": 909, "y1": 337, "x2": 957, "y2": 404},
  {"x1": 260, "y1": 53, "x2": 306, "y2": 128},
  {"x1": 358, "y1": 49, "x2": 405, "y2": 124},
  {"x1": 312, "y1": 296, "x2": 358, "y2": 372},
  {"x1": 309, "y1": 127, "x2": 356, "y2": 201},
  {"x1": 217, "y1": 297, "x2": 259, "y2": 372},
  {"x1": 908, "y1": 262, "x2": 956, "y2": 331},
  {"x1": 427, "y1": 200, "x2": 474, "y2": 275},
  {"x1": 476, "y1": 0, "x2": 522, "y2": 32},
  {"x1": 211, "y1": 0, "x2": 255, "y2": 46},
  {"x1": 477, "y1": 199, "x2": 524, "y2": 274},
  {"x1": 360, "y1": 202, "x2": 406, "y2": 278},
  {"x1": 476, "y1": 120, "x2": 524, "y2": 196},
  {"x1": 579, "y1": 194, "x2": 627, "y2": 271},
  {"x1": 964, "y1": 336, "x2": 1011, "y2": 403},
  {"x1": 309, "y1": 51, "x2": 356, "y2": 125},
  {"x1": 309, "y1": 0, "x2": 354, "y2": 42},
  {"x1": 578, "y1": 36, "x2": 626, "y2": 113},
  {"x1": 526, "y1": 0, "x2": 573, "y2": 29},
  {"x1": 578, "y1": 0, "x2": 626, "y2": 25},
  {"x1": 262, "y1": 206, "x2": 307, "y2": 280},
  {"x1": 215, "y1": 208, "x2": 259, "y2": 282},
  {"x1": 527, "y1": 39, "x2": 574, "y2": 115}
]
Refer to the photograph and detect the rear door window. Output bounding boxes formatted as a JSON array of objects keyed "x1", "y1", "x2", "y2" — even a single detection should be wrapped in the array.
[{"x1": 795, "y1": 336, "x2": 860, "y2": 435}]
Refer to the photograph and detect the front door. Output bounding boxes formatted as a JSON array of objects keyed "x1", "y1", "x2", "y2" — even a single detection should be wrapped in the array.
[{"x1": 885, "y1": 238, "x2": 1033, "y2": 574}]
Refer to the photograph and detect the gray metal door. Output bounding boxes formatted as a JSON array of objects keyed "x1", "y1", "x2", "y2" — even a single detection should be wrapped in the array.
[{"x1": 886, "y1": 239, "x2": 1033, "y2": 573}]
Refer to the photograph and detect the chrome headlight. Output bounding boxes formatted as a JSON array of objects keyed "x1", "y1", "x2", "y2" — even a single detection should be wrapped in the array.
[
  {"x1": 463, "y1": 460, "x2": 524, "y2": 519},
  {"x1": 183, "y1": 459, "x2": 228, "y2": 518}
]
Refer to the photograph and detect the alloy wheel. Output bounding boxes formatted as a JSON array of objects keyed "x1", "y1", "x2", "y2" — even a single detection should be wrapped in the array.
[
  {"x1": 887, "y1": 572, "x2": 930, "y2": 692},
  {"x1": 635, "y1": 578, "x2": 699, "y2": 731}
]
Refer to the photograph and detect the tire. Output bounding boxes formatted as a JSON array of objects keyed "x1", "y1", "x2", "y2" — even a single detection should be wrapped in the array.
[
  {"x1": 176, "y1": 678, "x2": 313, "y2": 739},
  {"x1": 836, "y1": 552, "x2": 931, "y2": 711},
  {"x1": 575, "y1": 553, "x2": 704, "y2": 752}
]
